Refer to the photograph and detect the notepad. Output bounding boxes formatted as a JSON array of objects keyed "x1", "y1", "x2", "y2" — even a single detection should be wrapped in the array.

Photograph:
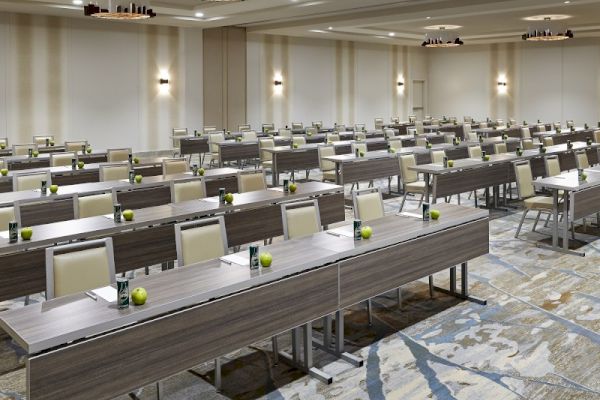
[
  {"x1": 398, "y1": 212, "x2": 422, "y2": 219},
  {"x1": 0, "y1": 231, "x2": 9, "y2": 239},
  {"x1": 220, "y1": 253, "x2": 249, "y2": 266},
  {"x1": 204, "y1": 197, "x2": 221, "y2": 202},
  {"x1": 92, "y1": 286, "x2": 118, "y2": 303},
  {"x1": 326, "y1": 227, "x2": 354, "y2": 238},
  {"x1": 269, "y1": 187, "x2": 284, "y2": 192}
]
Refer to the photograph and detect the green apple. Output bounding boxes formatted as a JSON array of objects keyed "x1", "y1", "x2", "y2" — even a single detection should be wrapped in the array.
[
  {"x1": 0, "y1": 169, "x2": 7, "y2": 176},
  {"x1": 581, "y1": 173, "x2": 588, "y2": 181},
  {"x1": 224, "y1": 193, "x2": 234, "y2": 204},
  {"x1": 134, "y1": 175, "x2": 143, "y2": 184},
  {"x1": 236, "y1": 136, "x2": 242, "y2": 142},
  {"x1": 198, "y1": 168, "x2": 205, "y2": 176},
  {"x1": 388, "y1": 148, "x2": 396, "y2": 154},
  {"x1": 122, "y1": 209, "x2": 134, "y2": 221},
  {"x1": 293, "y1": 143, "x2": 299, "y2": 149},
  {"x1": 541, "y1": 147, "x2": 547, "y2": 154},
  {"x1": 483, "y1": 155, "x2": 491, "y2": 161},
  {"x1": 49, "y1": 141, "x2": 55, "y2": 146},
  {"x1": 133, "y1": 157, "x2": 140, "y2": 164},
  {"x1": 32, "y1": 150, "x2": 39, "y2": 157},
  {"x1": 77, "y1": 161, "x2": 85, "y2": 169},
  {"x1": 289, "y1": 183, "x2": 297, "y2": 193},
  {"x1": 447, "y1": 160, "x2": 454, "y2": 167},
  {"x1": 20, "y1": 227, "x2": 33, "y2": 240},
  {"x1": 131, "y1": 287, "x2": 147, "y2": 306},
  {"x1": 307, "y1": 132, "x2": 313, "y2": 137},
  {"x1": 0, "y1": 143, "x2": 5, "y2": 150},
  {"x1": 359, "y1": 151, "x2": 365, "y2": 157},
  {"x1": 86, "y1": 147, "x2": 92, "y2": 154},
  {"x1": 259, "y1": 252, "x2": 273, "y2": 268},
  {"x1": 360, "y1": 226, "x2": 373, "y2": 239},
  {"x1": 49, "y1": 184, "x2": 59, "y2": 194},
  {"x1": 430, "y1": 209, "x2": 441, "y2": 220}
]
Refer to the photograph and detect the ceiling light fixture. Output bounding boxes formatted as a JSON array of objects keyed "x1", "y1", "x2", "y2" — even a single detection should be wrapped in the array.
[
  {"x1": 72, "y1": 0, "x2": 83, "y2": 5},
  {"x1": 84, "y1": 1, "x2": 156, "y2": 20},
  {"x1": 421, "y1": 27, "x2": 464, "y2": 47},
  {"x1": 195, "y1": 12, "x2": 204, "y2": 17},
  {"x1": 522, "y1": 17, "x2": 573, "y2": 41}
]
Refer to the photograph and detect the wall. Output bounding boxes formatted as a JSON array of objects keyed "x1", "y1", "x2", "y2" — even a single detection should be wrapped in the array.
[
  {"x1": 0, "y1": 12, "x2": 203, "y2": 152},
  {"x1": 247, "y1": 34, "x2": 428, "y2": 129},
  {"x1": 427, "y1": 39, "x2": 600, "y2": 124}
]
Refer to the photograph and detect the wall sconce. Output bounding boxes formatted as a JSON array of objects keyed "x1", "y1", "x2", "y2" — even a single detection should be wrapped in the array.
[
  {"x1": 397, "y1": 82, "x2": 404, "y2": 86},
  {"x1": 274, "y1": 80, "x2": 282, "y2": 86},
  {"x1": 497, "y1": 81, "x2": 507, "y2": 86},
  {"x1": 273, "y1": 72, "x2": 283, "y2": 95},
  {"x1": 160, "y1": 78, "x2": 169, "y2": 85},
  {"x1": 159, "y1": 69, "x2": 170, "y2": 95},
  {"x1": 497, "y1": 74, "x2": 507, "y2": 94}
]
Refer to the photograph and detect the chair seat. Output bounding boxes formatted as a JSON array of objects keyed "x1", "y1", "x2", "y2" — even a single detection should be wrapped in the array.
[
  {"x1": 404, "y1": 180, "x2": 427, "y2": 193},
  {"x1": 262, "y1": 161, "x2": 273, "y2": 168},
  {"x1": 322, "y1": 170, "x2": 337, "y2": 182},
  {"x1": 524, "y1": 196, "x2": 554, "y2": 210}
]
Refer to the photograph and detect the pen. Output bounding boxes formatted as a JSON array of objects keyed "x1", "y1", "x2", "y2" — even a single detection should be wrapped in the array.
[{"x1": 85, "y1": 291, "x2": 98, "y2": 301}]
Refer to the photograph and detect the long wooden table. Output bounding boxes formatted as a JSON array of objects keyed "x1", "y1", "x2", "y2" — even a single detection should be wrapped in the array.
[
  {"x1": 0, "y1": 182, "x2": 344, "y2": 302},
  {"x1": 2, "y1": 151, "x2": 108, "y2": 170},
  {"x1": 323, "y1": 150, "x2": 400, "y2": 187},
  {"x1": 0, "y1": 203, "x2": 489, "y2": 400}
]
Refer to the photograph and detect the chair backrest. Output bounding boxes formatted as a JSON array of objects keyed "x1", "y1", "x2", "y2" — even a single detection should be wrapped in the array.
[
  {"x1": 355, "y1": 132, "x2": 366, "y2": 141},
  {"x1": 520, "y1": 127, "x2": 531, "y2": 139},
  {"x1": 354, "y1": 123, "x2": 365, "y2": 131},
  {"x1": 416, "y1": 137, "x2": 427, "y2": 147},
  {"x1": 399, "y1": 154, "x2": 418, "y2": 184},
  {"x1": 208, "y1": 132, "x2": 225, "y2": 153},
  {"x1": 374, "y1": 118, "x2": 384, "y2": 130},
  {"x1": 479, "y1": 122, "x2": 488, "y2": 129},
  {"x1": 13, "y1": 171, "x2": 52, "y2": 191},
  {"x1": 291, "y1": 122, "x2": 303, "y2": 130},
  {"x1": 65, "y1": 140, "x2": 89, "y2": 152},
  {"x1": 464, "y1": 116, "x2": 473, "y2": 123},
  {"x1": 391, "y1": 116, "x2": 400, "y2": 124},
  {"x1": 388, "y1": 138, "x2": 402, "y2": 151},
  {"x1": 74, "y1": 192, "x2": 115, "y2": 219},
  {"x1": 384, "y1": 128, "x2": 396, "y2": 139},
  {"x1": 238, "y1": 170, "x2": 267, "y2": 193},
  {"x1": 50, "y1": 152, "x2": 77, "y2": 167},
  {"x1": 351, "y1": 142, "x2": 367, "y2": 155},
  {"x1": 513, "y1": 161, "x2": 535, "y2": 199},
  {"x1": 352, "y1": 188, "x2": 384, "y2": 222},
  {"x1": 431, "y1": 118, "x2": 440, "y2": 126},
  {"x1": 0, "y1": 206, "x2": 17, "y2": 229},
  {"x1": 281, "y1": 199, "x2": 321, "y2": 240},
  {"x1": 537, "y1": 124, "x2": 547, "y2": 132},
  {"x1": 259, "y1": 138, "x2": 274, "y2": 162},
  {"x1": 594, "y1": 130, "x2": 600, "y2": 143},
  {"x1": 262, "y1": 123, "x2": 275, "y2": 132},
  {"x1": 0, "y1": 137, "x2": 8, "y2": 147},
  {"x1": 566, "y1": 120, "x2": 574, "y2": 128},
  {"x1": 463, "y1": 123, "x2": 472, "y2": 135},
  {"x1": 407, "y1": 115, "x2": 416, "y2": 123},
  {"x1": 544, "y1": 155, "x2": 561, "y2": 177},
  {"x1": 99, "y1": 163, "x2": 130, "y2": 182},
  {"x1": 334, "y1": 124, "x2": 346, "y2": 132},
  {"x1": 45, "y1": 238, "x2": 116, "y2": 300},
  {"x1": 13, "y1": 143, "x2": 37, "y2": 156},
  {"x1": 33, "y1": 135, "x2": 54, "y2": 146},
  {"x1": 312, "y1": 121, "x2": 323, "y2": 128},
  {"x1": 494, "y1": 142, "x2": 507, "y2": 154},
  {"x1": 171, "y1": 128, "x2": 188, "y2": 148},
  {"x1": 327, "y1": 133, "x2": 340, "y2": 142},
  {"x1": 318, "y1": 145, "x2": 336, "y2": 171},
  {"x1": 543, "y1": 137, "x2": 554, "y2": 147},
  {"x1": 203, "y1": 126, "x2": 217, "y2": 133},
  {"x1": 175, "y1": 216, "x2": 228, "y2": 266},
  {"x1": 278, "y1": 128, "x2": 292, "y2": 138},
  {"x1": 238, "y1": 124, "x2": 251, "y2": 132},
  {"x1": 293, "y1": 136, "x2": 307, "y2": 146},
  {"x1": 170, "y1": 178, "x2": 207, "y2": 203},
  {"x1": 575, "y1": 150, "x2": 590, "y2": 169},
  {"x1": 431, "y1": 149, "x2": 445, "y2": 164},
  {"x1": 162, "y1": 158, "x2": 189, "y2": 176},
  {"x1": 415, "y1": 121, "x2": 424, "y2": 135},
  {"x1": 553, "y1": 122, "x2": 561, "y2": 130},
  {"x1": 468, "y1": 146, "x2": 482, "y2": 159},
  {"x1": 107, "y1": 148, "x2": 131, "y2": 163},
  {"x1": 522, "y1": 139, "x2": 534, "y2": 150},
  {"x1": 242, "y1": 130, "x2": 257, "y2": 141},
  {"x1": 305, "y1": 127, "x2": 318, "y2": 136}
]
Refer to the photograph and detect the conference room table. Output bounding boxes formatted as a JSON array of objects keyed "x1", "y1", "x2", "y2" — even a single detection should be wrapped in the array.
[
  {"x1": 473, "y1": 126, "x2": 525, "y2": 138},
  {"x1": 532, "y1": 128, "x2": 593, "y2": 144},
  {"x1": 410, "y1": 142, "x2": 600, "y2": 207},
  {"x1": 323, "y1": 150, "x2": 400, "y2": 188},
  {"x1": 0, "y1": 181, "x2": 344, "y2": 302},
  {"x1": 533, "y1": 168, "x2": 600, "y2": 257},
  {"x1": 0, "y1": 145, "x2": 68, "y2": 157},
  {"x1": 0, "y1": 202, "x2": 489, "y2": 400},
  {"x1": 2, "y1": 151, "x2": 108, "y2": 170}
]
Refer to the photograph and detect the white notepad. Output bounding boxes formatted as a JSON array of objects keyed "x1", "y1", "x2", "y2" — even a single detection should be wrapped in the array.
[
  {"x1": 399, "y1": 212, "x2": 422, "y2": 219},
  {"x1": 220, "y1": 253, "x2": 249, "y2": 266},
  {"x1": 92, "y1": 286, "x2": 118, "y2": 303},
  {"x1": 326, "y1": 227, "x2": 354, "y2": 238},
  {"x1": 0, "y1": 231, "x2": 9, "y2": 239}
]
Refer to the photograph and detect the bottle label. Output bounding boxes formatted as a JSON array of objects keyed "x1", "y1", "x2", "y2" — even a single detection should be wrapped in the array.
[{"x1": 353, "y1": 220, "x2": 362, "y2": 241}]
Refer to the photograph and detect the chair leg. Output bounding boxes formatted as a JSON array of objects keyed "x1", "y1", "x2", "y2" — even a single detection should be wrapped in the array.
[
  {"x1": 366, "y1": 299, "x2": 373, "y2": 326},
  {"x1": 532, "y1": 211, "x2": 542, "y2": 232},
  {"x1": 214, "y1": 358, "x2": 222, "y2": 392},
  {"x1": 24, "y1": 295, "x2": 30, "y2": 306},
  {"x1": 417, "y1": 193, "x2": 424, "y2": 209},
  {"x1": 544, "y1": 213, "x2": 551, "y2": 228},
  {"x1": 399, "y1": 193, "x2": 408, "y2": 211},
  {"x1": 156, "y1": 381, "x2": 163, "y2": 400},
  {"x1": 515, "y1": 209, "x2": 529, "y2": 238},
  {"x1": 397, "y1": 287, "x2": 402, "y2": 307},
  {"x1": 428, "y1": 276, "x2": 434, "y2": 298}
]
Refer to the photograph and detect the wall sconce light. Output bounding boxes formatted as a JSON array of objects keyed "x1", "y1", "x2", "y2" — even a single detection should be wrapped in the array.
[
  {"x1": 159, "y1": 69, "x2": 170, "y2": 95},
  {"x1": 497, "y1": 74, "x2": 508, "y2": 95},
  {"x1": 497, "y1": 81, "x2": 507, "y2": 86},
  {"x1": 274, "y1": 80, "x2": 282, "y2": 86},
  {"x1": 397, "y1": 82, "x2": 404, "y2": 86},
  {"x1": 160, "y1": 78, "x2": 169, "y2": 85}
]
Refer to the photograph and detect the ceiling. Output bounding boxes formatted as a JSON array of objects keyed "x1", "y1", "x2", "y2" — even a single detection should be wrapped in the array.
[{"x1": 0, "y1": 0, "x2": 599, "y2": 45}]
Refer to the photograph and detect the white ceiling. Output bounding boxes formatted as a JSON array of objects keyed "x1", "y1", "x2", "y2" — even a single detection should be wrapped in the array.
[{"x1": 0, "y1": 0, "x2": 599, "y2": 45}]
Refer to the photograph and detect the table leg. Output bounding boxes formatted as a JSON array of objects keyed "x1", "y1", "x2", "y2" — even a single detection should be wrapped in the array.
[
  {"x1": 424, "y1": 172, "x2": 430, "y2": 203},
  {"x1": 433, "y1": 263, "x2": 487, "y2": 305},
  {"x1": 552, "y1": 190, "x2": 559, "y2": 248},
  {"x1": 563, "y1": 191, "x2": 570, "y2": 250}
]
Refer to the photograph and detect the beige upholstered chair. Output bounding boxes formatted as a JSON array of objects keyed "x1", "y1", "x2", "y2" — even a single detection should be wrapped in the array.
[
  {"x1": 542, "y1": 137, "x2": 554, "y2": 147},
  {"x1": 305, "y1": 127, "x2": 318, "y2": 136},
  {"x1": 593, "y1": 130, "x2": 600, "y2": 143},
  {"x1": 553, "y1": 122, "x2": 561, "y2": 130},
  {"x1": 237, "y1": 170, "x2": 267, "y2": 193},
  {"x1": 242, "y1": 130, "x2": 257, "y2": 141},
  {"x1": 566, "y1": 120, "x2": 574, "y2": 128},
  {"x1": 99, "y1": 163, "x2": 130, "y2": 182},
  {"x1": 521, "y1": 127, "x2": 531, "y2": 139},
  {"x1": 468, "y1": 146, "x2": 482, "y2": 159},
  {"x1": 354, "y1": 123, "x2": 366, "y2": 131},
  {"x1": 13, "y1": 143, "x2": 37, "y2": 156},
  {"x1": 65, "y1": 140, "x2": 88, "y2": 153},
  {"x1": 575, "y1": 150, "x2": 590, "y2": 169},
  {"x1": 259, "y1": 138, "x2": 274, "y2": 169},
  {"x1": 431, "y1": 150, "x2": 445, "y2": 164},
  {"x1": 50, "y1": 152, "x2": 77, "y2": 167},
  {"x1": 327, "y1": 133, "x2": 340, "y2": 143},
  {"x1": 388, "y1": 138, "x2": 402, "y2": 151},
  {"x1": 352, "y1": 188, "x2": 384, "y2": 222},
  {"x1": 312, "y1": 121, "x2": 323, "y2": 129},
  {"x1": 33, "y1": 135, "x2": 54, "y2": 146},
  {"x1": 170, "y1": 178, "x2": 207, "y2": 203},
  {"x1": 431, "y1": 119, "x2": 440, "y2": 126},
  {"x1": 398, "y1": 154, "x2": 426, "y2": 211},
  {"x1": 494, "y1": 142, "x2": 507, "y2": 154},
  {"x1": 74, "y1": 192, "x2": 115, "y2": 219},
  {"x1": 175, "y1": 216, "x2": 228, "y2": 266},
  {"x1": 464, "y1": 116, "x2": 473, "y2": 123},
  {"x1": 416, "y1": 137, "x2": 427, "y2": 147},
  {"x1": 0, "y1": 206, "x2": 17, "y2": 229},
  {"x1": 203, "y1": 126, "x2": 217, "y2": 133},
  {"x1": 262, "y1": 123, "x2": 275, "y2": 132},
  {"x1": 162, "y1": 158, "x2": 189, "y2": 176},
  {"x1": 107, "y1": 148, "x2": 131, "y2": 163},
  {"x1": 0, "y1": 137, "x2": 8, "y2": 148},
  {"x1": 479, "y1": 122, "x2": 488, "y2": 129},
  {"x1": 291, "y1": 122, "x2": 303, "y2": 130},
  {"x1": 281, "y1": 199, "x2": 321, "y2": 240},
  {"x1": 355, "y1": 132, "x2": 367, "y2": 141},
  {"x1": 208, "y1": 132, "x2": 225, "y2": 166},
  {"x1": 407, "y1": 116, "x2": 415, "y2": 124},
  {"x1": 513, "y1": 160, "x2": 555, "y2": 238},
  {"x1": 522, "y1": 139, "x2": 534, "y2": 150},
  {"x1": 544, "y1": 155, "x2": 561, "y2": 177},
  {"x1": 537, "y1": 124, "x2": 547, "y2": 133},
  {"x1": 415, "y1": 121, "x2": 424, "y2": 135},
  {"x1": 171, "y1": 128, "x2": 188, "y2": 152},
  {"x1": 334, "y1": 124, "x2": 346, "y2": 132},
  {"x1": 351, "y1": 142, "x2": 367, "y2": 156},
  {"x1": 13, "y1": 171, "x2": 51, "y2": 191},
  {"x1": 278, "y1": 128, "x2": 292, "y2": 138},
  {"x1": 238, "y1": 124, "x2": 251, "y2": 132},
  {"x1": 318, "y1": 145, "x2": 337, "y2": 182},
  {"x1": 45, "y1": 238, "x2": 116, "y2": 299},
  {"x1": 374, "y1": 118, "x2": 384, "y2": 130},
  {"x1": 384, "y1": 129, "x2": 396, "y2": 139},
  {"x1": 292, "y1": 136, "x2": 307, "y2": 147},
  {"x1": 495, "y1": 119, "x2": 505, "y2": 129}
]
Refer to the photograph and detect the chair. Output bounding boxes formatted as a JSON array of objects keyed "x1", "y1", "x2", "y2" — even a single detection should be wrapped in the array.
[
  {"x1": 334, "y1": 124, "x2": 346, "y2": 132},
  {"x1": 494, "y1": 142, "x2": 507, "y2": 154},
  {"x1": 575, "y1": 150, "x2": 590, "y2": 169},
  {"x1": 351, "y1": 142, "x2": 367, "y2": 156},
  {"x1": 553, "y1": 122, "x2": 561, "y2": 130},
  {"x1": 388, "y1": 138, "x2": 402, "y2": 151},
  {"x1": 175, "y1": 216, "x2": 228, "y2": 266},
  {"x1": 414, "y1": 121, "x2": 424, "y2": 135},
  {"x1": 479, "y1": 122, "x2": 488, "y2": 129},
  {"x1": 238, "y1": 124, "x2": 251, "y2": 132},
  {"x1": 259, "y1": 138, "x2": 274, "y2": 170},
  {"x1": 171, "y1": 128, "x2": 188, "y2": 153},
  {"x1": 566, "y1": 120, "x2": 574, "y2": 128},
  {"x1": 242, "y1": 131, "x2": 257, "y2": 141},
  {"x1": 162, "y1": 158, "x2": 189, "y2": 176},
  {"x1": 391, "y1": 117, "x2": 400, "y2": 124},
  {"x1": 281, "y1": 199, "x2": 321, "y2": 240},
  {"x1": 398, "y1": 154, "x2": 426, "y2": 211},
  {"x1": 65, "y1": 140, "x2": 89, "y2": 152},
  {"x1": 203, "y1": 126, "x2": 217, "y2": 133},
  {"x1": 431, "y1": 150, "x2": 445, "y2": 164},
  {"x1": 318, "y1": 145, "x2": 337, "y2": 182},
  {"x1": 262, "y1": 123, "x2": 275, "y2": 132},
  {"x1": 495, "y1": 119, "x2": 505, "y2": 129},
  {"x1": 13, "y1": 143, "x2": 37, "y2": 156},
  {"x1": 45, "y1": 238, "x2": 116, "y2": 299},
  {"x1": 522, "y1": 139, "x2": 534, "y2": 150},
  {"x1": 107, "y1": 148, "x2": 131, "y2": 163},
  {"x1": 312, "y1": 121, "x2": 323, "y2": 129},
  {"x1": 464, "y1": 116, "x2": 473, "y2": 123},
  {"x1": 50, "y1": 152, "x2": 77, "y2": 167},
  {"x1": 33, "y1": 135, "x2": 54, "y2": 146},
  {"x1": 99, "y1": 163, "x2": 130, "y2": 182},
  {"x1": 431, "y1": 118, "x2": 440, "y2": 126},
  {"x1": 74, "y1": 192, "x2": 115, "y2": 219},
  {"x1": 352, "y1": 188, "x2": 384, "y2": 222},
  {"x1": 416, "y1": 137, "x2": 427, "y2": 147},
  {"x1": 384, "y1": 128, "x2": 396, "y2": 139},
  {"x1": 237, "y1": 170, "x2": 267, "y2": 193},
  {"x1": 13, "y1": 171, "x2": 52, "y2": 191},
  {"x1": 0, "y1": 205, "x2": 17, "y2": 229},
  {"x1": 355, "y1": 131, "x2": 367, "y2": 141},
  {"x1": 374, "y1": 118, "x2": 384, "y2": 130},
  {"x1": 278, "y1": 128, "x2": 292, "y2": 138},
  {"x1": 0, "y1": 137, "x2": 8, "y2": 148},
  {"x1": 513, "y1": 160, "x2": 555, "y2": 238},
  {"x1": 537, "y1": 124, "x2": 547, "y2": 133},
  {"x1": 170, "y1": 178, "x2": 207, "y2": 203},
  {"x1": 327, "y1": 133, "x2": 340, "y2": 142},
  {"x1": 468, "y1": 146, "x2": 482, "y2": 159},
  {"x1": 542, "y1": 137, "x2": 554, "y2": 147},
  {"x1": 407, "y1": 115, "x2": 416, "y2": 123},
  {"x1": 292, "y1": 136, "x2": 306, "y2": 147},
  {"x1": 305, "y1": 127, "x2": 318, "y2": 136},
  {"x1": 594, "y1": 130, "x2": 600, "y2": 143},
  {"x1": 544, "y1": 155, "x2": 561, "y2": 177},
  {"x1": 521, "y1": 127, "x2": 531, "y2": 139},
  {"x1": 291, "y1": 122, "x2": 303, "y2": 130},
  {"x1": 354, "y1": 124, "x2": 365, "y2": 132},
  {"x1": 208, "y1": 132, "x2": 225, "y2": 167}
]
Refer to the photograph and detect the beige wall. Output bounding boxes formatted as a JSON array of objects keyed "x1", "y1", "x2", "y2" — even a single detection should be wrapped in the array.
[{"x1": 0, "y1": 12, "x2": 203, "y2": 152}]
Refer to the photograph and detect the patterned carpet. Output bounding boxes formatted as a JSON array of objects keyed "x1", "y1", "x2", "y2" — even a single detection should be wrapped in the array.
[{"x1": 1, "y1": 174, "x2": 600, "y2": 400}]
